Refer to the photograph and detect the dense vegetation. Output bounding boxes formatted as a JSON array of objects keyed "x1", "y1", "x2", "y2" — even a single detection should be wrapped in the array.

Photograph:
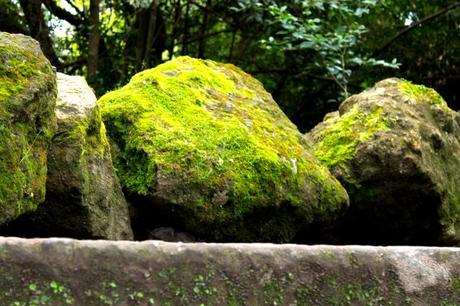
[{"x1": 2, "y1": 0, "x2": 459, "y2": 130}]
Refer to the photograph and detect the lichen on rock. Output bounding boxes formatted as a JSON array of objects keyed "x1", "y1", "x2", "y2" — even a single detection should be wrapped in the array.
[
  {"x1": 0, "y1": 32, "x2": 56, "y2": 224},
  {"x1": 307, "y1": 78, "x2": 460, "y2": 245},
  {"x1": 99, "y1": 56, "x2": 348, "y2": 242}
]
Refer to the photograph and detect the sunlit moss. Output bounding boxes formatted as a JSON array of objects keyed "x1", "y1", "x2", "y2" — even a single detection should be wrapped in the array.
[
  {"x1": 313, "y1": 105, "x2": 390, "y2": 169},
  {"x1": 398, "y1": 80, "x2": 445, "y2": 105},
  {"x1": 99, "y1": 56, "x2": 347, "y2": 241}
]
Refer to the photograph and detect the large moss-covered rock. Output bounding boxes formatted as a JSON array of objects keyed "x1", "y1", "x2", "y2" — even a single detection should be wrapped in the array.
[
  {"x1": 0, "y1": 32, "x2": 56, "y2": 224},
  {"x1": 307, "y1": 78, "x2": 460, "y2": 245},
  {"x1": 99, "y1": 56, "x2": 348, "y2": 242},
  {"x1": 2, "y1": 73, "x2": 133, "y2": 240}
]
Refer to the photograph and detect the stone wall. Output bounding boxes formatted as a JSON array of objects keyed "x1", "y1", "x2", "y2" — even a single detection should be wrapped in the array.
[{"x1": 0, "y1": 237, "x2": 459, "y2": 305}]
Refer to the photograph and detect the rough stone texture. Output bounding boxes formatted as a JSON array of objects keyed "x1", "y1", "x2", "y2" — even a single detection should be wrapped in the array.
[
  {"x1": 307, "y1": 78, "x2": 460, "y2": 246},
  {"x1": 99, "y1": 56, "x2": 348, "y2": 242},
  {"x1": 0, "y1": 73, "x2": 133, "y2": 240},
  {"x1": 0, "y1": 32, "x2": 56, "y2": 224},
  {"x1": 0, "y1": 237, "x2": 458, "y2": 305}
]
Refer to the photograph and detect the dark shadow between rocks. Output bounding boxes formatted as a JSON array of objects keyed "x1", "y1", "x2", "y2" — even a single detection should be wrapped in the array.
[
  {"x1": 127, "y1": 191, "x2": 200, "y2": 242},
  {"x1": 128, "y1": 190, "x2": 321, "y2": 243},
  {"x1": 296, "y1": 175, "x2": 450, "y2": 246},
  {"x1": 0, "y1": 191, "x2": 98, "y2": 239}
]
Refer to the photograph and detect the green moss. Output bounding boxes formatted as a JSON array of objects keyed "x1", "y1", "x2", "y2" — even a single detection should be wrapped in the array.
[
  {"x1": 313, "y1": 105, "x2": 390, "y2": 168},
  {"x1": 61, "y1": 106, "x2": 109, "y2": 159},
  {"x1": 451, "y1": 278, "x2": 460, "y2": 292},
  {"x1": 6, "y1": 280, "x2": 74, "y2": 305},
  {"x1": 263, "y1": 280, "x2": 284, "y2": 305},
  {"x1": 0, "y1": 33, "x2": 56, "y2": 223},
  {"x1": 0, "y1": 37, "x2": 53, "y2": 104},
  {"x1": 99, "y1": 56, "x2": 347, "y2": 241},
  {"x1": 398, "y1": 80, "x2": 446, "y2": 105}
]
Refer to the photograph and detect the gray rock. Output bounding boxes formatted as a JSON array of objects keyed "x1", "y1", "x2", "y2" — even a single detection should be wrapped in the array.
[
  {"x1": 0, "y1": 237, "x2": 458, "y2": 305},
  {"x1": 0, "y1": 32, "x2": 57, "y2": 224},
  {"x1": 2, "y1": 73, "x2": 133, "y2": 240},
  {"x1": 149, "y1": 227, "x2": 196, "y2": 242},
  {"x1": 307, "y1": 78, "x2": 460, "y2": 245}
]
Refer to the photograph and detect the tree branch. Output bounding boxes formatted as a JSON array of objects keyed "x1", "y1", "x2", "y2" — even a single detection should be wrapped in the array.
[
  {"x1": 373, "y1": 2, "x2": 460, "y2": 57},
  {"x1": 43, "y1": 0, "x2": 84, "y2": 27},
  {"x1": 63, "y1": 0, "x2": 84, "y2": 17}
]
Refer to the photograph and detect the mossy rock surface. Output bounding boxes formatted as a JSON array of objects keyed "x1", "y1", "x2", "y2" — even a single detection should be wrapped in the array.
[
  {"x1": 1, "y1": 73, "x2": 133, "y2": 240},
  {"x1": 99, "y1": 56, "x2": 348, "y2": 242},
  {"x1": 307, "y1": 78, "x2": 460, "y2": 245},
  {"x1": 0, "y1": 32, "x2": 56, "y2": 224}
]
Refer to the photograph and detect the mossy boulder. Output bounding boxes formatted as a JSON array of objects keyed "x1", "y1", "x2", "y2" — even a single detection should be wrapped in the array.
[
  {"x1": 2, "y1": 73, "x2": 133, "y2": 240},
  {"x1": 0, "y1": 32, "x2": 56, "y2": 224},
  {"x1": 307, "y1": 78, "x2": 460, "y2": 245},
  {"x1": 99, "y1": 56, "x2": 348, "y2": 242}
]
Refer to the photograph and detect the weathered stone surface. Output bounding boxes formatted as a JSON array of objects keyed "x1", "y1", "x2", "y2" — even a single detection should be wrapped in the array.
[
  {"x1": 0, "y1": 32, "x2": 56, "y2": 224},
  {"x1": 307, "y1": 78, "x2": 460, "y2": 245},
  {"x1": 99, "y1": 56, "x2": 348, "y2": 242},
  {"x1": 1, "y1": 73, "x2": 133, "y2": 240},
  {"x1": 0, "y1": 237, "x2": 458, "y2": 305}
]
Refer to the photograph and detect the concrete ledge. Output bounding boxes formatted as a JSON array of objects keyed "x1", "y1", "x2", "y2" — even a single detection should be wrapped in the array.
[{"x1": 0, "y1": 237, "x2": 459, "y2": 305}]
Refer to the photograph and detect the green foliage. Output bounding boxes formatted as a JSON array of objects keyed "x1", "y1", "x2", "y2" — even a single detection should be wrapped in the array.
[
  {"x1": 11, "y1": 280, "x2": 74, "y2": 305},
  {"x1": 0, "y1": 0, "x2": 26, "y2": 33},
  {"x1": 2, "y1": 0, "x2": 457, "y2": 130},
  {"x1": 254, "y1": 0, "x2": 400, "y2": 96},
  {"x1": 359, "y1": 0, "x2": 460, "y2": 108},
  {"x1": 451, "y1": 278, "x2": 460, "y2": 292}
]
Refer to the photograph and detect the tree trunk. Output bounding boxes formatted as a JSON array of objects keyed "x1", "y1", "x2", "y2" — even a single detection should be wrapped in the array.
[
  {"x1": 19, "y1": 0, "x2": 61, "y2": 69},
  {"x1": 168, "y1": 0, "x2": 181, "y2": 60},
  {"x1": 181, "y1": 0, "x2": 190, "y2": 54},
  {"x1": 87, "y1": 0, "x2": 101, "y2": 87},
  {"x1": 228, "y1": 29, "x2": 237, "y2": 61},
  {"x1": 143, "y1": 0, "x2": 158, "y2": 67},
  {"x1": 135, "y1": 8, "x2": 149, "y2": 71},
  {"x1": 198, "y1": 0, "x2": 211, "y2": 58},
  {"x1": 135, "y1": 0, "x2": 165, "y2": 71}
]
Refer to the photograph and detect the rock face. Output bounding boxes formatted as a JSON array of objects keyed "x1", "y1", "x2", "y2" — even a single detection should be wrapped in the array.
[
  {"x1": 1, "y1": 73, "x2": 133, "y2": 240},
  {"x1": 99, "y1": 56, "x2": 348, "y2": 242},
  {"x1": 307, "y1": 78, "x2": 460, "y2": 245},
  {"x1": 0, "y1": 237, "x2": 459, "y2": 305},
  {"x1": 0, "y1": 32, "x2": 56, "y2": 224}
]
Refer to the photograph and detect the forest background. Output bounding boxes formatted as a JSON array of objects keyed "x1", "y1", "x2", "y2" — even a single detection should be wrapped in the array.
[{"x1": 1, "y1": 0, "x2": 459, "y2": 131}]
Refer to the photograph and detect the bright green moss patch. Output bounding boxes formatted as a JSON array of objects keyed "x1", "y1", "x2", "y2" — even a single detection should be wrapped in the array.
[
  {"x1": 398, "y1": 80, "x2": 446, "y2": 105},
  {"x1": 313, "y1": 105, "x2": 390, "y2": 168},
  {"x1": 99, "y1": 56, "x2": 347, "y2": 241}
]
